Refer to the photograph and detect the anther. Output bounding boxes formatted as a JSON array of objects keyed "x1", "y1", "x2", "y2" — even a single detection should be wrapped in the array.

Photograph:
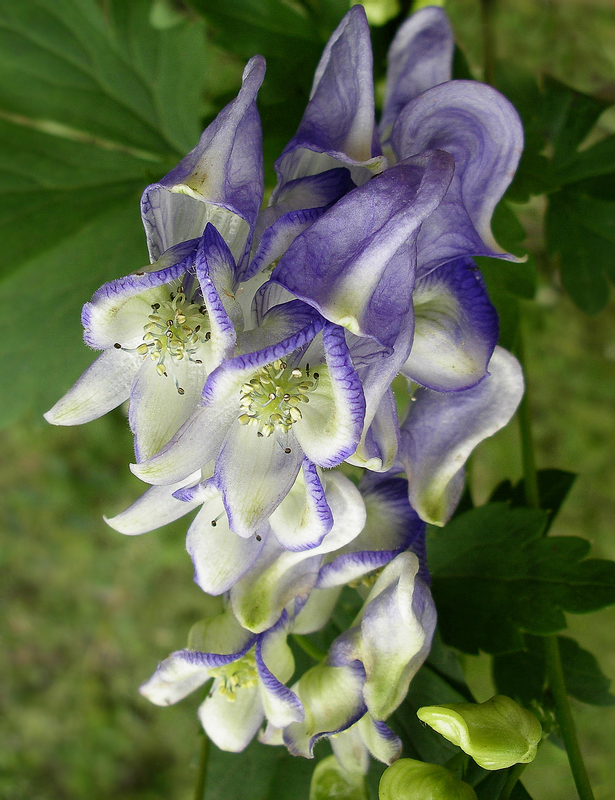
[
  {"x1": 284, "y1": 448, "x2": 291, "y2": 454},
  {"x1": 177, "y1": 387, "x2": 185, "y2": 395},
  {"x1": 256, "y1": 534, "x2": 262, "y2": 541},
  {"x1": 114, "y1": 343, "x2": 122, "y2": 349},
  {"x1": 291, "y1": 368, "x2": 302, "y2": 378},
  {"x1": 211, "y1": 512, "x2": 224, "y2": 527}
]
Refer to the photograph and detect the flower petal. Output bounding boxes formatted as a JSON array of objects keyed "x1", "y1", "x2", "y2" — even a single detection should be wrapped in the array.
[
  {"x1": 141, "y1": 56, "x2": 266, "y2": 262},
  {"x1": 380, "y1": 6, "x2": 454, "y2": 142},
  {"x1": 272, "y1": 151, "x2": 454, "y2": 348},
  {"x1": 44, "y1": 348, "x2": 140, "y2": 426},
  {"x1": 400, "y1": 346, "x2": 524, "y2": 525},
  {"x1": 104, "y1": 472, "x2": 201, "y2": 535},
  {"x1": 257, "y1": 616, "x2": 304, "y2": 727},
  {"x1": 294, "y1": 324, "x2": 366, "y2": 467},
  {"x1": 283, "y1": 661, "x2": 367, "y2": 758},
  {"x1": 402, "y1": 257, "x2": 498, "y2": 391},
  {"x1": 391, "y1": 81, "x2": 524, "y2": 273},
  {"x1": 275, "y1": 6, "x2": 384, "y2": 188},
  {"x1": 198, "y1": 684, "x2": 263, "y2": 752}
]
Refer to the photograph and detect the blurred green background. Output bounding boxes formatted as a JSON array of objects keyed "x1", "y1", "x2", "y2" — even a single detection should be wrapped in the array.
[{"x1": 2, "y1": 0, "x2": 615, "y2": 798}]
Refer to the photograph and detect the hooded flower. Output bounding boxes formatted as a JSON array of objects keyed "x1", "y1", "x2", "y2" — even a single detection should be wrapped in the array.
[
  {"x1": 140, "y1": 607, "x2": 303, "y2": 753},
  {"x1": 45, "y1": 59, "x2": 266, "y2": 459}
]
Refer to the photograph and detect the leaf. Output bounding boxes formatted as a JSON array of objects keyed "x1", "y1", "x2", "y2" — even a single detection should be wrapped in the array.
[
  {"x1": 428, "y1": 503, "x2": 615, "y2": 654},
  {"x1": 546, "y1": 190, "x2": 615, "y2": 313},
  {"x1": 539, "y1": 76, "x2": 611, "y2": 169},
  {"x1": 556, "y1": 636, "x2": 615, "y2": 706},
  {"x1": 206, "y1": 737, "x2": 316, "y2": 800},
  {"x1": 493, "y1": 634, "x2": 615, "y2": 707},
  {"x1": 0, "y1": 0, "x2": 211, "y2": 426},
  {"x1": 556, "y1": 135, "x2": 615, "y2": 185},
  {"x1": 490, "y1": 469, "x2": 577, "y2": 533}
]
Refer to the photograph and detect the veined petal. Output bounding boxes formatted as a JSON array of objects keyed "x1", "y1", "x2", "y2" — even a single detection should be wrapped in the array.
[
  {"x1": 402, "y1": 257, "x2": 498, "y2": 391},
  {"x1": 269, "y1": 459, "x2": 334, "y2": 551},
  {"x1": 82, "y1": 240, "x2": 198, "y2": 349},
  {"x1": 195, "y1": 224, "x2": 240, "y2": 364},
  {"x1": 356, "y1": 716, "x2": 402, "y2": 765},
  {"x1": 317, "y1": 476, "x2": 425, "y2": 589},
  {"x1": 187, "y1": 500, "x2": 265, "y2": 595},
  {"x1": 272, "y1": 151, "x2": 454, "y2": 348},
  {"x1": 104, "y1": 472, "x2": 201, "y2": 535},
  {"x1": 130, "y1": 352, "x2": 208, "y2": 461},
  {"x1": 257, "y1": 616, "x2": 304, "y2": 727},
  {"x1": 275, "y1": 6, "x2": 384, "y2": 188},
  {"x1": 380, "y1": 7, "x2": 454, "y2": 142},
  {"x1": 44, "y1": 348, "x2": 140, "y2": 426},
  {"x1": 198, "y1": 683, "x2": 263, "y2": 752},
  {"x1": 391, "y1": 81, "x2": 524, "y2": 273},
  {"x1": 283, "y1": 661, "x2": 367, "y2": 758},
  {"x1": 131, "y1": 401, "x2": 238, "y2": 485},
  {"x1": 214, "y1": 422, "x2": 303, "y2": 538},
  {"x1": 401, "y1": 346, "x2": 524, "y2": 525},
  {"x1": 230, "y1": 471, "x2": 365, "y2": 633},
  {"x1": 294, "y1": 324, "x2": 366, "y2": 467},
  {"x1": 139, "y1": 650, "x2": 213, "y2": 707},
  {"x1": 141, "y1": 56, "x2": 266, "y2": 262},
  {"x1": 345, "y1": 387, "x2": 400, "y2": 472}
]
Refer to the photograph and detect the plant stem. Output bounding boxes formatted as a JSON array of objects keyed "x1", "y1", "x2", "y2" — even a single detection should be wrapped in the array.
[
  {"x1": 292, "y1": 634, "x2": 327, "y2": 662},
  {"x1": 515, "y1": 324, "x2": 595, "y2": 800},
  {"x1": 480, "y1": 0, "x2": 497, "y2": 86},
  {"x1": 500, "y1": 763, "x2": 527, "y2": 800},
  {"x1": 193, "y1": 731, "x2": 211, "y2": 800},
  {"x1": 544, "y1": 637, "x2": 596, "y2": 800},
  {"x1": 515, "y1": 329, "x2": 540, "y2": 510}
]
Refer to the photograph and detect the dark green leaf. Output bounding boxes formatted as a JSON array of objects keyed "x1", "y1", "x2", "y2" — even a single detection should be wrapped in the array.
[
  {"x1": 557, "y1": 635, "x2": 615, "y2": 706},
  {"x1": 0, "y1": 0, "x2": 206, "y2": 155},
  {"x1": 546, "y1": 190, "x2": 615, "y2": 313},
  {"x1": 556, "y1": 135, "x2": 615, "y2": 185},
  {"x1": 429, "y1": 503, "x2": 615, "y2": 654},
  {"x1": 492, "y1": 645, "x2": 547, "y2": 706},
  {"x1": 540, "y1": 76, "x2": 610, "y2": 169},
  {"x1": 489, "y1": 469, "x2": 577, "y2": 533},
  {"x1": 207, "y1": 737, "x2": 315, "y2": 800}
]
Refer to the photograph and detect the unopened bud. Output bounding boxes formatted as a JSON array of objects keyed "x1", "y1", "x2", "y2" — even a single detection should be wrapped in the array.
[
  {"x1": 379, "y1": 759, "x2": 477, "y2": 800},
  {"x1": 417, "y1": 695, "x2": 542, "y2": 770},
  {"x1": 310, "y1": 755, "x2": 368, "y2": 800}
]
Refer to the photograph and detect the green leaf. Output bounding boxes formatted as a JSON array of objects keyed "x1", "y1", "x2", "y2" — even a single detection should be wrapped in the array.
[
  {"x1": 539, "y1": 76, "x2": 611, "y2": 169},
  {"x1": 546, "y1": 190, "x2": 615, "y2": 313},
  {"x1": 493, "y1": 634, "x2": 615, "y2": 707},
  {"x1": 429, "y1": 503, "x2": 615, "y2": 654},
  {"x1": 490, "y1": 469, "x2": 577, "y2": 533},
  {"x1": 556, "y1": 135, "x2": 615, "y2": 185},
  {"x1": 557, "y1": 636, "x2": 615, "y2": 706},
  {"x1": 0, "y1": 0, "x2": 206, "y2": 155},
  {"x1": 206, "y1": 737, "x2": 316, "y2": 800}
]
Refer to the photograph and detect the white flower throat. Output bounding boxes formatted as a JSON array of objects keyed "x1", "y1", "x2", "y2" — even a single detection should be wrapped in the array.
[
  {"x1": 126, "y1": 284, "x2": 210, "y2": 395},
  {"x1": 238, "y1": 359, "x2": 322, "y2": 437}
]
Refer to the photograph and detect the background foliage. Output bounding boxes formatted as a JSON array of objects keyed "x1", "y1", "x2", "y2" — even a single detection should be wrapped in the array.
[{"x1": 2, "y1": 0, "x2": 615, "y2": 798}]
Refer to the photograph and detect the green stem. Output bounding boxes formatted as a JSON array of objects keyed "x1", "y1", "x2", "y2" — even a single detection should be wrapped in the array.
[
  {"x1": 515, "y1": 323, "x2": 595, "y2": 800},
  {"x1": 544, "y1": 637, "x2": 596, "y2": 800},
  {"x1": 292, "y1": 634, "x2": 327, "y2": 662},
  {"x1": 193, "y1": 731, "x2": 211, "y2": 800},
  {"x1": 499, "y1": 763, "x2": 527, "y2": 800},
  {"x1": 480, "y1": 0, "x2": 497, "y2": 86},
  {"x1": 515, "y1": 329, "x2": 540, "y2": 510}
]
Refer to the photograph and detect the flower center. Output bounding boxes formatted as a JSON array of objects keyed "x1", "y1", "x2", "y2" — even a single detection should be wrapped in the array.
[
  {"x1": 238, "y1": 359, "x2": 321, "y2": 437},
  {"x1": 136, "y1": 285, "x2": 210, "y2": 392},
  {"x1": 209, "y1": 651, "x2": 258, "y2": 702}
]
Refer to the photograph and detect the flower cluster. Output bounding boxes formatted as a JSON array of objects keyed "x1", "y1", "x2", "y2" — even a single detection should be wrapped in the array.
[{"x1": 46, "y1": 5, "x2": 524, "y2": 774}]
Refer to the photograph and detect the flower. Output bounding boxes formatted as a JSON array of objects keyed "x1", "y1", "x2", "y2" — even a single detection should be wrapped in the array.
[
  {"x1": 45, "y1": 57, "x2": 266, "y2": 458},
  {"x1": 139, "y1": 606, "x2": 302, "y2": 753}
]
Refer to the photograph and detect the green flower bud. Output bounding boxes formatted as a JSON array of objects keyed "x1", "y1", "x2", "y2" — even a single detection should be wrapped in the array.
[
  {"x1": 379, "y1": 759, "x2": 477, "y2": 800},
  {"x1": 310, "y1": 755, "x2": 368, "y2": 800},
  {"x1": 417, "y1": 695, "x2": 542, "y2": 770}
]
